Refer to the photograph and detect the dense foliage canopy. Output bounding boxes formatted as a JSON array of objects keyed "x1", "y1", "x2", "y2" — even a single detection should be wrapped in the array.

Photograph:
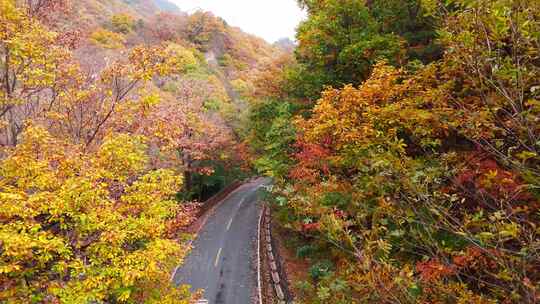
[
  {"x1": 247, "y1": 0, "x2": 540, "y2": 303},
  {"x1": 288, "y1": 0, "x2": 440, "y2": 101},
  {"x1": 0, "y1": 0, "x2": 278, "y2": 302},
  {"x1": 3, "y1": 0, "x2": 540, "y2": 302}
]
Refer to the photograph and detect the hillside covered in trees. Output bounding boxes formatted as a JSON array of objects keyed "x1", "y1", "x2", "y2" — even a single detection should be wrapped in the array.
[
  {"x1": 246, "y1": 0, "x2": 540, "y2": 303},
  {"x1": 1, "y1": 0, "x2": 540, "y2": 303},
  {"x1": 0, "y1": 0, "x2": 284, "y2": 302}
]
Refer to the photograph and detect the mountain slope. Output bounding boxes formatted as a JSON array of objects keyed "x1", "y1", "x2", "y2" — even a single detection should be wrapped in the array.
[{"x1": 153, "y1": 0, "x2": 181, "y2": 12}]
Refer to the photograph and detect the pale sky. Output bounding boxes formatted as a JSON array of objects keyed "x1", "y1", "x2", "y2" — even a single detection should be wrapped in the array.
[{"x1": 172, "y1": 0, "x2": 306, "y2": 42}]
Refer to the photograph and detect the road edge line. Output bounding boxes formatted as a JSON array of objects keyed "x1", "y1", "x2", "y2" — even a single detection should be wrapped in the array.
[{"x1": 257, "y1": 204, "x2": 265, "y2": 304}]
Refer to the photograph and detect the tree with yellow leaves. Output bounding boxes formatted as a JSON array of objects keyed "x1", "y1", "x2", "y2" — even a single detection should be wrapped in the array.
[
  {"x1": 0, "y1": 1, "x2": 207, "y2": 302},
  {"x1": 0, "y1": 126, "x2": 198, "y2": 303}
]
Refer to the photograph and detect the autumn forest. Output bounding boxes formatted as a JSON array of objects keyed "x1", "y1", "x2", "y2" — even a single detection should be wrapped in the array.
[{"x1": 1, "y1": 0, "x2": 539, "y2": 303}]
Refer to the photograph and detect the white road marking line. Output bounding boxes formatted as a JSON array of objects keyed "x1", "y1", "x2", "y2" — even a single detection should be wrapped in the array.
[
  {"x1": 226, "y1": 217, "x2": 234, "y2": 231},
  {"x1": 214, "y1": 247, "x2": 222, "y2": 267},
  {"x1": 256, "y1": 207, "x2": 264, "y2": 304},
  {"x1": 226, "y1": 197, "x2": 246, "y2": 231},
  {"x1": 238, "y1": 197, "x2": 246, "y2": 207}
]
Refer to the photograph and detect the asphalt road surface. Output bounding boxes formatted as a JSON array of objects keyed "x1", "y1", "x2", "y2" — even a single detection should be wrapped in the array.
[{"x1": 173, "y1": 178, "x2": 269, "y2": 304}]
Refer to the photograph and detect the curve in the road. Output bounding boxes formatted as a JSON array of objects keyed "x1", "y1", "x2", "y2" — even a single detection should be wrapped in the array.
[{"x1": 173, "y1": 178, "x2": 268, "y2": 304}]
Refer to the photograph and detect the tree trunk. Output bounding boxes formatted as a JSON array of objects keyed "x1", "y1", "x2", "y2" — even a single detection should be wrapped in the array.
[
  {"x1": 183, "y1": 153, "x2": 193, "y2": 194},
  {"x1": 6, "y1": 108, "x2": 17, "y2": 146}
]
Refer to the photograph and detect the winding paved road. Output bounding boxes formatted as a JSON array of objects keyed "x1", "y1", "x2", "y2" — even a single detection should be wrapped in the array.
[{"x1": 173, "y1": 178, "x2": 269, "y2": 304}]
